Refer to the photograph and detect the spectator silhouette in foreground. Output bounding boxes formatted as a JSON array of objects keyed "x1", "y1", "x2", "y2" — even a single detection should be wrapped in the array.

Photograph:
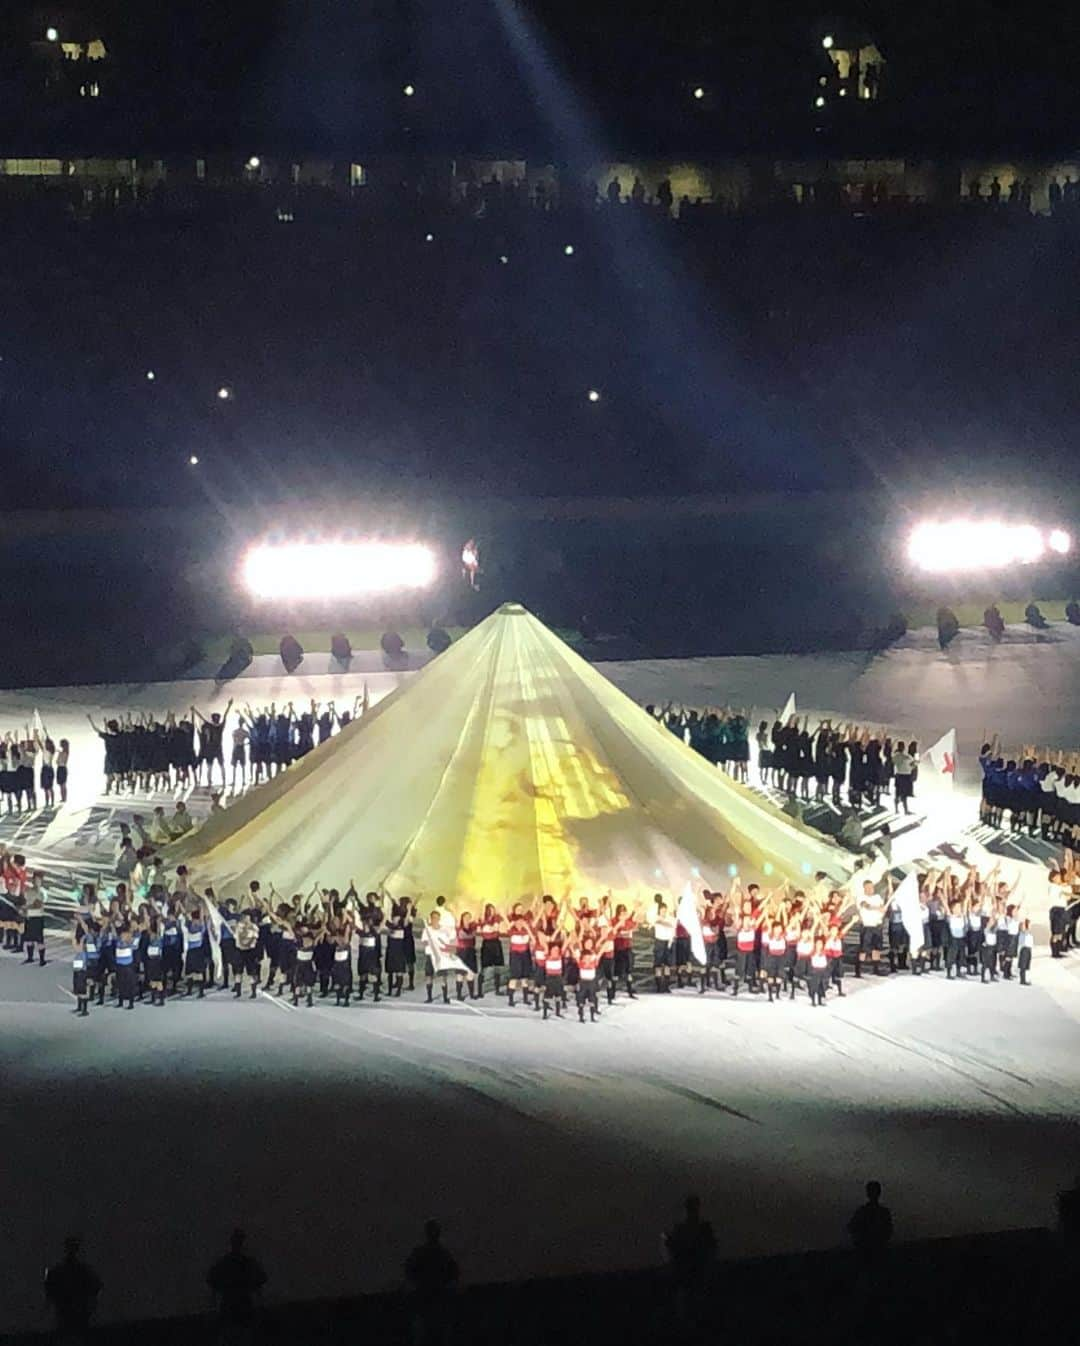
[
  {"x1": 664, "y1": 1194, "x2": 716, "y2": 1327},
  {"x1": 848, "y1": 1181, "x2": 893, "y2": 1261},
  {"x1": 44, "y1": 1236, "x2": 101, "y2": 1344},
  {"x1": 405, "y1": 1220, "x2": 460, "y2": 1346},
  {"x1": 207, "y1": 1229, "x2": 267, "y2": 1345}
]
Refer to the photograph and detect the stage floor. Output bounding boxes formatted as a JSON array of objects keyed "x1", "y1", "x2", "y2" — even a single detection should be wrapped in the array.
[
  {"x1": 2, "y1": 941, "x2": 1079, "y2": 1333},
  {"x1": 2, "y1": 632, "x2": 1079, "y2": 1333}
]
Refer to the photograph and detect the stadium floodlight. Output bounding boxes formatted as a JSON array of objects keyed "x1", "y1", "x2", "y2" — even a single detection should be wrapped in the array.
[
  {"x1": 242, "y1": 541, "x2": 439, "y2": 600},
  {"x1": 907, "y1": 520, "x2": 1073, "y2": 573}
]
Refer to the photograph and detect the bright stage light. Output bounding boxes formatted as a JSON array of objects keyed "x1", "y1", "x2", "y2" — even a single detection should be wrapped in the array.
[
  {"x1": 822, "y1": 34, "x2": 834, "y2": 49},
  {"x1": 907, "y1": 520, "x2": 1073, "y2": 572},
  {"x1": 814, "y1": 95, "x2": 826, "y2": 108},
  {"x1": 403, "y1": 84, "x2": 415, "y2": 96},
  {"x1": 693, "y1": 86, "x2": 705, "y2": 100},
  {"x1": 563, "y1": 244, "x2": 575, "y2": 256},
  {"x1": 242, "y1": 542, "x2": 438, "y2": 600},
  {"x1": 587, "y1": 388, "x2": 601, "y2": 402},
  {"x1": 146, "y1": 369, "x2": 155, "y2": 381},
  {"x1": 46, "y1": 26, "x2": 58, "y2": 41},
  {"x1": 189, "y1": 454, "x2": 199, "y2": 465},
  {"x1": 217, "y1": 386, "x2": 232, "y2": 401},
  {"x1": 246, "y1": 156, "x2": 261, "y2": 170}
]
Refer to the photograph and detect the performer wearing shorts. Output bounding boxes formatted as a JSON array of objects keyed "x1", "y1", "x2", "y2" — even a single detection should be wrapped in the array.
[
  {"x1": 542, "y1": 935, "x2": 565, "y2": 1020},
  {"x1": 329, "y1": 920, "x2": 354, "y2": 1006},
  {"x1": 232, "y1": 908, "x2": 262, "y2": 999},
  {"x1": 72, "y1": 930, "x2": 91, "y2": 1017},
  {"x1": 807, "y1": 939, "x2": 830, "y2": 1007},
  {"x1": 651, "y1": 896, "x2": 675, "y2": 994},
  {"x1": 856, "y1": 880, "x2": 885, "y2": 977},
  {"x1": 732, "y1": 914, "x2": 757, "y2": 996},
  {"x1": 764, "y1": 922, "x2": 787, "y2": 1002}
]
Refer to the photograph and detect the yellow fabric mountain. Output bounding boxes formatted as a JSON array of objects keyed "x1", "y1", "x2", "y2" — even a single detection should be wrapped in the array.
[{"x1": 174, "y1": 604, "x2": 851, "y2": 904}]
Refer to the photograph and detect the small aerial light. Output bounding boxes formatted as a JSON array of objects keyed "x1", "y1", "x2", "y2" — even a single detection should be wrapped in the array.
[
  {"x1": 1049, "y1": 529, "x2": 1072, "y2": 554},
  {"x1": 46, "y1": 26, "x2": 59, "y2": 41},
  {"x1": 587, "y1": 389, "x2": 601, "y2": 403},
  {"x1": 403, "y1": 83, "x2": 415, "y2": 96},
  {"x1": 693, "y1": 86, "x2": 705, "y2": 100},
  {"x1": 146, "y1": 370, "x2": 155, "y2": 381},
  {"x1": 728, "y1": 864, "x2": 738, "y2": 878},
  {"x1": 822, "y1": 34, "x2": 834, "y2": 49},
  {"x1": 217, "y1": 386, "x2": 232, "y2": 401},
  {"x1": 246, "y1": 156, "x2": 260, "y2": 170},
  {"x1": 425, "y1": 232, "x2": 434, "y2": 242},
  {"x1": 815, "y1": 95, "x2": 826, "y2": 108},
  {"x1": 499, "y1": 254, "x2": 508, "y2": 264},
  {"x1": 189, "y1": 454, "x2": 199, "y2": 466},
  {"x1": 563, "y1": 244, "x2": 574, "y2": 256},
  {"x1": 839, "y1": 87, "x2": 847, "y2": 96}
]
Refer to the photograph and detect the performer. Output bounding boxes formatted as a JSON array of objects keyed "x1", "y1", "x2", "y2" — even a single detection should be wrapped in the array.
[
  {"x1": 612, "y1": 904, "x2": 638, "y2": 999},
  {"x1": 183, "y1": 904, "x2": 210, "y2": 998},
  {"x1": 945, "y1": 901, "x2": 967, "y2": 980},
  {"x1": 461, "y1": 538, "x2": 480, "y2": 590},
  {"x1": 732, "y1": 911, "x2": 758, "y2": 996},
  {"x1": 541, "y1": 933, "x2": 566, "y2": 1020},
  {"x1": 114, "y1": 923, "x2": 138, "y2": 1010},
  {"x1": 56, "y1": 738, "x2": 70, "y2": 803},
  {"x1": 455, "y1": 910, "x2": 480, "y2": 1000},
  {"x1": 651, "y1": 896, "x2": 675, "y2": 993},
  {"x1": 354, "y1": 892, "x2": 383, "y2": 1001},
  {"x1": 143, "y1": 915, "x2": 166, "y2": 1006},
  {"x1": 161, "y1": 907, "x2": 184, "y2": 994},
  {"x1": 477, "y1": 904, "x2": 504, "y2": 997},
  {"x1": 506, "y1": 904, "x2": 533, "y2": 1008},
  {"x1": 422, "y1": 908, "x2": 457, "y2": 1005},
  {"x1": 764, "y1": 920, "x2": 787, "y2": 1003},
  {"x1": 574, "y1": 935, "x2": 601, "y2": 1023},
  {"x1": 807, "y1": 936, "x2": 830, "y2": 1007},
  {"x1": 22, "y1": 871, "x2": 47, "y2": 966},
  {"x1": 855, "y1": 879, "x2": 885, "y2": 978},
  {"x1": 385, "y1": 897, "x2": 413, "y2": 997},
  {"x1": 233, "y1": 907, "x2": 262, "y2": 999},
  {"x1": 293, "y1": 923, "x2": 319, "y2": 1007},
  {"x1": 330, "y1": 918, "x2": 354, "y2": 1006},
  {"x1": 71, "y1": 927, "x2": 91, "y2": 1017},
  {"x1": 1018, "y1": 918, "x2": 1035, "y2": 985}
]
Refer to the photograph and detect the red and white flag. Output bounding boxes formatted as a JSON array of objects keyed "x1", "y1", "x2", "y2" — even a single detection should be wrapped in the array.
[{"x1": 923, "y1": 729, "x2": 957, "y2": 787}]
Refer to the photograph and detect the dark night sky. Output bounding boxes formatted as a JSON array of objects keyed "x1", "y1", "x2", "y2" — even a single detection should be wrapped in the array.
[{"x1": 5, "y1": 2, "x2": 1080, "y2": 154}]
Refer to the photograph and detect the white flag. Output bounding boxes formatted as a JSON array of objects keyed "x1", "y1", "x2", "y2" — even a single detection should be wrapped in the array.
[
  {"x1": 892, "y1": 871, "x2": 924, "y2": 954},
  {"x1": 677, "y1": 881, "x2": 707, "y2": 966},
  {"x1": 201, "y1": 891, "x2": 226, "y2": 983},
  {"x1": 32, "y1": 709, "x2": 45, "y2": 738},
  {"x1": 923, "y1": 729, "x2": 957, "y2": 787},
  {"x1": 780, "y1": 692, "x2": 796, "y2": 724},
  {"x1": 422, "y1": 920, "x2": 468, "y2": 974}
]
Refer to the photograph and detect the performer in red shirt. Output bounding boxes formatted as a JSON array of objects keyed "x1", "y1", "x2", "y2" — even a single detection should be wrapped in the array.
[
  {"x1": 574, "y1": 936, "x2": 602, "y2": 1023},
  {"x1": 612, "y1": 904, "x2": 638, "y2": 999},
  {"x1": 477, "y1": 903, "x2": 505, "y2": 998},
  {"x1": 506, "y1": 904, "x2": 533, "y2": 1008}
]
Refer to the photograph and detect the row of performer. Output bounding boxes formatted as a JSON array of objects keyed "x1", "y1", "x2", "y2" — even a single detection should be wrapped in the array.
[{"x1": 0, "y1": 861, "x2": 1067, "y2": 1018}]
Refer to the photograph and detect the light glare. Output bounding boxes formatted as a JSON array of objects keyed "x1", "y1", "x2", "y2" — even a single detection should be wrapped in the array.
[
  {"x1": 217, "y1": 386, "x2": 231, "y2": 400},
  {"x1": 693, "y1": 86, "x2": 705, "y2": 100},
  {"x1": 906, "y1": 520, "x2": 1074, "y2": 572},
  {"x1": 46, "y1": 27, "x2": 58, "y2": 41},
  {"x1": 189, "y1": 454, "x2": 199, "y2": 466},
  {"x1": 243, "y1": 542, "x2": 438, "y2": 599},
  {"x1": 822, "y1": 35, "x2": 834, "y2": 49}
]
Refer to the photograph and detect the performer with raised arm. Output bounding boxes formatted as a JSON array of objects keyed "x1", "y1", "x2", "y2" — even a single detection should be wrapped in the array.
[
  {"x1": 506, "y1": 903, "x2": 533, "y2": 1008},
  {"x1": 477, "y1": 903, "x2": 505, "y2": 997}
]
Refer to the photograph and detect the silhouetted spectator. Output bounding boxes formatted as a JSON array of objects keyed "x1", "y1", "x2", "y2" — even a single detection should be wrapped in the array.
[
  {"x1": 863, "y1": 62, "x2": 879, "y2": 99},
  {"x1": 988, "y1": 176, "x2": 1002, "y2": 204},
  {"x1": 984, "y1": 604, "x2": 1005, "y2": 641},
  {"x1": 606, "y1": 177, "x2": 622, "y2": 207},
  {"x1": 656, "y1": 178, "x2": 674, "y2": 215},
  {"x1": 1008, "y1": 178, "x2": 1020, "y2": 206},
  {"x1": 848, "y1": 1180, "x2": 893, "y2": 1258},
  {"x1": 1057, "y1": 1175, "x2": 1080, "y2": 1247},
  {"x1": 207, "y1": 1229, "x2": 267, "y2": 1343},
  {"x1": 1025, "y1": 602, "x2": 1049, "y2": 630},
  {"x1": 1066, "y1": 599, "x2": 1080, "y2": 626},
  {"x1": 405, "y1": 1220, "x2": 460, "y2": 1346},
  {"x1": 968, "y1": 177, "x2": 982, "y2": 200},
  {"x1": 631, "y1": 175, "x2": 646, "y2": 205},
  {"x1": 937, "y1": 606, "x2": 960, "y2": 650},
  {"x1": 664, "y1": 1194, "x2": 716, "y2": 1325},
  {"x1": 1049, "y1": 176, "x2": 1062, "y2": 211},
  {"x1": 44, "y1": 1237, "x2": 101, "y2": 1343}
]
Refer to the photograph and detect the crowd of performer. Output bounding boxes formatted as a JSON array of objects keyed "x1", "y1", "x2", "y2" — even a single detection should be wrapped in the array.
[
  {"x1": 0, "y1": 724, "x2": 70, "y2": 813},
  {"x1": 89, "y1": 695, "x2": 367, "y2": 795},
  {"x1": 0, "y1": 846, "x2": 1073, "y2": 1020},
  {"x1": 651, "y1": 705, "x2": 920, "y2": 815},
  {"x1": 979, "y1": 738, "x2": 1080, "y2": 846}
]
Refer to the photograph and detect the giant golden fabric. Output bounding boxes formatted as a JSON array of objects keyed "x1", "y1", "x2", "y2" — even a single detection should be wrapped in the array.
[{"x1": 174, "y1": 604, "x2": 851, "y2": 905}]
